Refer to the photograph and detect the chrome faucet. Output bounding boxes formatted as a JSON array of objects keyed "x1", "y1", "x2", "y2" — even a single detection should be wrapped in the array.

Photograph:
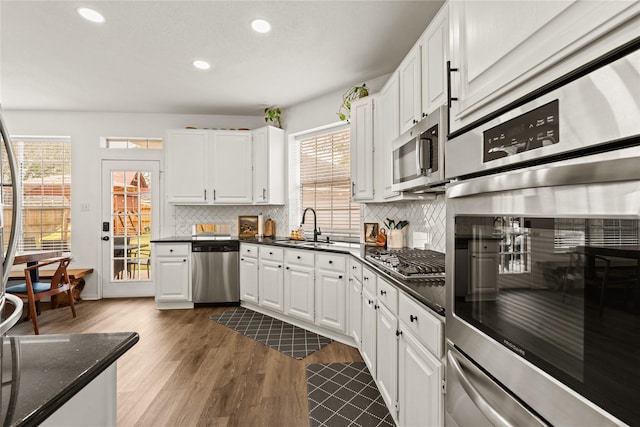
[{"x1": 301, "y1": 207, "x2": 321, "y2": 242}]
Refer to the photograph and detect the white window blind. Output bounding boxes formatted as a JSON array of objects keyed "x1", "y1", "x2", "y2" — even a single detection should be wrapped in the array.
[
  {"x1": 299, "y1": 128, "x2": 360, "y2": 239},
  {"x1": 2, "y1": 137, "x2": 71, "y2": 252}
]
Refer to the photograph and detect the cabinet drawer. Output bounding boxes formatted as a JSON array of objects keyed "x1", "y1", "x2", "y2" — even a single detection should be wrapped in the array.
[
  {"x1": 240, "y1": 244, "x2": 259, "y2": 258},
  {"x1": 399, "y1": 292, "x2": 443, "y2": 358},
  {"x1": 350, "y1": 260, "x2": 363, "y2": 283},
  {"x1": 154, "y1": 243, "x2": 189, "y2": 257},
  {"x1": 377, "y1": 278, "x2": 398, "y2": 315},
  {"x1": 259, "y1": 246, "x2": 284, "y2": 262},
  {"x1": 285, "y1": 249, "x2": 315, "y2": 267},
  {"x1": 362, "y1": 266, "x2": 377, "y2": 294},
  {"x1": 317, "y1": 253, "x2": 346, "y2": 272}
]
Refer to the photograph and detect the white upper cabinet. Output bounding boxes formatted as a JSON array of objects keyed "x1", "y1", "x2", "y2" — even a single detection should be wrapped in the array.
[
  {"x1": 166, "y1": 129, "x2": 208, "y2": 204},
  {"x1": 449, "y1": 0, "x2": 640, "y2": 132},
  {"x1": 252, "y1": 126, "x2": 285, "y2": 205},
  {"x1": 420, "y1": 3, "x2": 449, "y2": 117},
  {"x1": 378, "y1": 72, "x2": 401, "y2": 200},
  {"x1": 167, "y1": 127, "x2": 286, "y2": 205},
  {"x1": 210, "y1": 131, "x2": 253, "y2": 204},
  {"x1": 350, "y1": 96, "x2": 375, "y2": 201},
  {"x1": 398, "y1": 46, "x2": 422, "y2": 134}
]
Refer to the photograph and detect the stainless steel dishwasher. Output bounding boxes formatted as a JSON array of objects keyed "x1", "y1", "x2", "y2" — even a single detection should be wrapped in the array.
[{"x1": 191, "y1": 240, "x2": 239, "y2": 305}]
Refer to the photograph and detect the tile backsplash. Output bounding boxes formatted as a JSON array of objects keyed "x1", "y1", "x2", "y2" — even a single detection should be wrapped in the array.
[
  {"x1": 362, "y1": 195, "x2": 446, "y2": 252},
  {"x1": 171, "y1": 196, "x2": 446, "y2": 253},
  {"x1": 174, "y1": 205, "x2": 287, "y2": 237}
]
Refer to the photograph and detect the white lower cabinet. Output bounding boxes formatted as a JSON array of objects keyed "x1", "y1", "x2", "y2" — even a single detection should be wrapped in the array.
[
  {"x1": 154, "y1": 243, "x2": 192, "y2": 309},
  {"x1": 284, "y1": 263, "x2": 315, "y2": 323},
  {"x1": 376, "y1": 302, "x2": 398, "y2": 422},
  {"x1": 315, "y1": 253, "x2": 348, "y2": 333},
  {"x1": 398, "y1": 328, "x2": 443, "y2": 427},
  {"x1": 361, "y1": 287, "x2": 377, "y2": 378},
  {"x1": 239, "y1": 252, "x2": 259, "y2": 304},
  {"x1": 258, "y1": 259, "x2": 284, "y2": 312},
  {"x1": 348, "y1": 261, "x2": 363, "y2": 348}
]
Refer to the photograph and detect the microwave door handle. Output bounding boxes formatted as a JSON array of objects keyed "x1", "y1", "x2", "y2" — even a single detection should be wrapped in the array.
[
  {"x1": 447, "y1": 348, "x2": 546, "y2": 427},
  {"x1": 416, "y1": 139, "x2": 423, "y2": 175},
  {"x1": 425, "y1": 138, "x2": 433, "y2": 175}
]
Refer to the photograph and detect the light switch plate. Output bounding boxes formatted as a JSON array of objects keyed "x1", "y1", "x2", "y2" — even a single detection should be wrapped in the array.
[{"x1": 80, "y1": 202, "x2": 90, "y2": 212}]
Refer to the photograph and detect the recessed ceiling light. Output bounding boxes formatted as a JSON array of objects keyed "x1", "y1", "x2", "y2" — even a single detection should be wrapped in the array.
[
  {"x1": 193, "y1": 60, "x2": 211, "y2": 70},
  {"x1": 76, "y1": 7, "x2": 105, "y2": 23},
  {"x1": 251, "y1": 19, "x2": 271, "y2": 34}
]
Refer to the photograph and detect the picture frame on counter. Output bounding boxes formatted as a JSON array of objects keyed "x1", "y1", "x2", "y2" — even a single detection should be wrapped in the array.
[
  {"x1": 364, "y1": 222, "x2": 379, "y2": 243},
  {"x1": 238, "y1": 216, "x2": 259, "y2": 239}
]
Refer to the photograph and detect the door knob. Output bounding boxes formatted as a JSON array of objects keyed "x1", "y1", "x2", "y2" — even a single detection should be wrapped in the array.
[{"x1": 102, "y1": 236, "x2": 110, "y2": 241}]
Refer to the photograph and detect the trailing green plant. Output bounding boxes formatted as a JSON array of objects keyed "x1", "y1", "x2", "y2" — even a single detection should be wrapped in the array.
[
  {"x1": 264, "y1": 106, "x2": 282, "y2": 128},
  {"x1": 337, "y1": 83, "x2": 368, "y2": 121}
]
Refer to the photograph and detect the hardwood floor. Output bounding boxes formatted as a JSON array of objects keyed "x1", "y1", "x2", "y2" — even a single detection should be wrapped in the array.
[{"x1": 7, "y1": 298, "x2": 362, "y2": 426}]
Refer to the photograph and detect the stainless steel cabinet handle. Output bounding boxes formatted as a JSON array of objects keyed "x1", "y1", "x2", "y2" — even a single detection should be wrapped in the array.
[
  {"x1": 262, "y1": 188, "x2": 266, "y2": 200},
  {"x1": 447, "y1": 347, "x2": 546, "y2": 427},
  {"x1": 213, "y1": 189, "x2": 216, "y2": 200},
  {"x1": 204, "y1": 189, "x2": 207, "y2": 200}
]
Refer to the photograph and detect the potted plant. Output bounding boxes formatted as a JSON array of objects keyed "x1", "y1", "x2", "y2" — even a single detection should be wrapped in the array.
[
  {"x1": 337, "y1": 83, "x2": 368, "y2": 121},
  {"x1": 264, "y1": 106, "x2": 282, "y2": 129}
]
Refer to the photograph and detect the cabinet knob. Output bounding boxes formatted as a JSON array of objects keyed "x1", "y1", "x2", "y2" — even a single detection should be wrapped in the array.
[
  {"x1": 368, "y1": 299, "x2": 374, "y2": 305},
  {"x1": 329, "y1": 260, "x2": 333, "y2": 264},
  {"x1": 413, "y1": 119, "x2": 418, "y2": 124},
  {"x1": 269, "y1": 251, "x2": 273, "y2": 255},
  {"x1": 286, "y1": 266, "x2": 290, "y2": 270},
  {"x1": 422, "y1": 112, "x2": 427, "y2": 118},
  {"x1": 410, "y1": 314, "x2": 418, "y2": 323},
  {"x1": 352, "y1": 266, "x2": 356, "y2": 269},
  {"x1": 380, "y1": 290, "x2": 387, "y2": 296},
  {"x1": 297, "y1": 256, "x2": 301, "y2": 259},
  {"x1": 169, "y1": 249, "x2": 173, "y2": 253},
  {"x1": 183, "y1": 259, "x2": 187, "y2": 262},
  {"x1": 241, "y1": 258, "x2": 244, "y2": 261},
  {"x1": 374, "y1": 304, "x2": 379, "y2": 310},
  {"x1": 364, "y1": 276, "x2": 368, "y2": 281},
  {"x1": 395, "y1": 330, "x2": 403, "y2": 337},
  {"x1": 338, "y1": 275, "x2": 343, "y2": 279},
  {"x1": 278, "y1": 265, "x2": 282, "y2": 268}
]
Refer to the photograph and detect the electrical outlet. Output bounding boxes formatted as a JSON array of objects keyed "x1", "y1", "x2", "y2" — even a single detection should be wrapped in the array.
[{"x1": 80, "y1": 203, "x2": 90, "y2": 212}]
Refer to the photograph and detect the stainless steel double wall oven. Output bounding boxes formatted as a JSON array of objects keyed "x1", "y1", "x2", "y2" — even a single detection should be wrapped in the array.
[{"x1": 444, "y1": 40, "x2": 640, "y2": 426}]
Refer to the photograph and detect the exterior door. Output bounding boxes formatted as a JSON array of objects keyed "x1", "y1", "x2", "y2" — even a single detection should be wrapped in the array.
[{"x1": 101, "y1": 160, "x2": 159, "y2": 297}]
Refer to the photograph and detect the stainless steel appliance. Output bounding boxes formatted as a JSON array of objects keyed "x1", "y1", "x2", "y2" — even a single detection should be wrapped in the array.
[
  {"x1": 446, "y1": 43, "x2": 640, "y2": 179},
  {"x1": 192, "y1": 240, "x2": 239, "y2": 305},
  {"x1": 366, "y1": 248, "x2": 446, "y2": 315},
  {"x1": 0, "y1": 111, "x2": 23, "y2": 334},
  {"x1": 391, "y1": 105, "x2": 447, "y2": 192},
  {"x1": 445, "y1": 42, "x2": 640, "y2": 427}
]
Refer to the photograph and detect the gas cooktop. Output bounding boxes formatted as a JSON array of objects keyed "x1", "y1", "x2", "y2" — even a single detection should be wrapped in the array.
[{"x1": 365, "y1": 247, "x2": 446, "y2": 316}]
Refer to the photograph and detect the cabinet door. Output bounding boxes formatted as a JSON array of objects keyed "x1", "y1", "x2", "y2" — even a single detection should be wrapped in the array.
[
  {"x1": 259, "y1": 260, "x2": 284, "y2": 312},
  {"x1": 211, "y1": 131, "x2": 253, "y2": 203},
  {"x1": 398, "y1": 329, "x2": 443, "y2": 427},
  {"x1": 377, "y1": 303, "x2": 398, "y2": 421},
  {"x1": 253, "y1": 126, "x2": 286, "y2": 205},
  {"x1": 315, "y1": 269, "x2": 347, "y2": 333},
  {"x1": 284, "y1": 264, "x2": 315, "y2": 323},
  {"x1": 155, "y1": 256, "x2": 190, "y2": 302},
  {"x1": 239, "y1": 256, "x2": 259, "y2": 303},
  {"x1": 421, "y1": 4, "x2": 448, "y2": 117},
  {"x1": 449, "y1": 1, "x2": 640, "y2": 132},
  {"x1": 361, "y1": 288, "x2": 377, "y2": 378},
  {"x1": 166, "y1": 130, "x2": 208, "y2": 203},
  {"x1": 379, "y1": 72, "x2": 401, "y2": 199},
  {"x1": 398, "y1": 46, "x2": 421, "y2": 134},
  {"x1": 350, "y1": 96, "x2": 375, "y2": 201},
  {"x1": 348, "y1": 278, "x2": 362, "y2": 348}
]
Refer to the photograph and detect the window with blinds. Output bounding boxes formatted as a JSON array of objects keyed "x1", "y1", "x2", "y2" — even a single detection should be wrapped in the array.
[
  {"x1": 2, "y1": 137, "x2": 71, "y2": 252},
  {"x1": 299, "y1": 128, "x2": 360, "y2": 239},
  {"x1": 554, "y1": 218, "x2": 639, "y2": 251}
]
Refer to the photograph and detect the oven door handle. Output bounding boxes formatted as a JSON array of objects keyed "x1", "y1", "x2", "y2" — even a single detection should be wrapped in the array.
[{"x1": 447, "y1": 347, "x2": 547, "y2": 427}]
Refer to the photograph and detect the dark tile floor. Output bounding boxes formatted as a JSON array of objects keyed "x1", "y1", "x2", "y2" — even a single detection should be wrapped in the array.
[
  {"x1": 306, "y1": 362, "x2": 395, "y2": 427},
  {"x1": 210, "y1": 307, "x2": 332, "y2": 359}
]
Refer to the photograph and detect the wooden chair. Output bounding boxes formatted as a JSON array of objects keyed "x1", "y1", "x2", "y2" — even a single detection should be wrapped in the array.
[{"x1": 5, "y1": 256, "x2": 76, "y2": 335}]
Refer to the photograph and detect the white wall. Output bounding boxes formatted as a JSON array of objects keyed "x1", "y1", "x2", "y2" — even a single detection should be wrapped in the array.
[{"x1": 3, "y1": 110, "x2": 263, "y2": 299}]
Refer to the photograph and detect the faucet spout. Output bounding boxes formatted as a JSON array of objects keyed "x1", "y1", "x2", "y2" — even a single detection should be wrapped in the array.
[{"x1": 301, "y1": 207, "x2": 321, "y2": 242}]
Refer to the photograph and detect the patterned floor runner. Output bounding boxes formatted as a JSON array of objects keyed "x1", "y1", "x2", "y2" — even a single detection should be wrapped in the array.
[
  {"x1": 210, "y1": 306, "x2": 332, "y2": 359},
  {"x1": 306, "y1": 362, "x2": 395, "y2": 427}
]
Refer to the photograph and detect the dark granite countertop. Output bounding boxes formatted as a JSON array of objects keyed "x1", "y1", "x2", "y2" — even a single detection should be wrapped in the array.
[
  {"x1": 1, "y1": 332, "x2": 139, "y2": 427},
  {"x1": 151, "y1": 236, "x2": 444, "y2": 317}
]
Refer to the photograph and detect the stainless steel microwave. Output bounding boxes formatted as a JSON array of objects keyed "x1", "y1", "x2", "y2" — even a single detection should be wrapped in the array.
[{"x1": 391, "y1": 105, "x2": 447, "y2": 192}]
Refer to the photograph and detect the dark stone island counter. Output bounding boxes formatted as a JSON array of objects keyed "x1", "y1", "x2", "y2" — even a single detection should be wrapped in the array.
[{"x1": 1, "y1": 332, "x2": 139, "y2": 426}]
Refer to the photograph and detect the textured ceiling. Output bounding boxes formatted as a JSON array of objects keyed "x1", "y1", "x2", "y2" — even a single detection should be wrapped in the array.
[{"x1": 0, "y1": 0, "x2": 444, "y2": 115}]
